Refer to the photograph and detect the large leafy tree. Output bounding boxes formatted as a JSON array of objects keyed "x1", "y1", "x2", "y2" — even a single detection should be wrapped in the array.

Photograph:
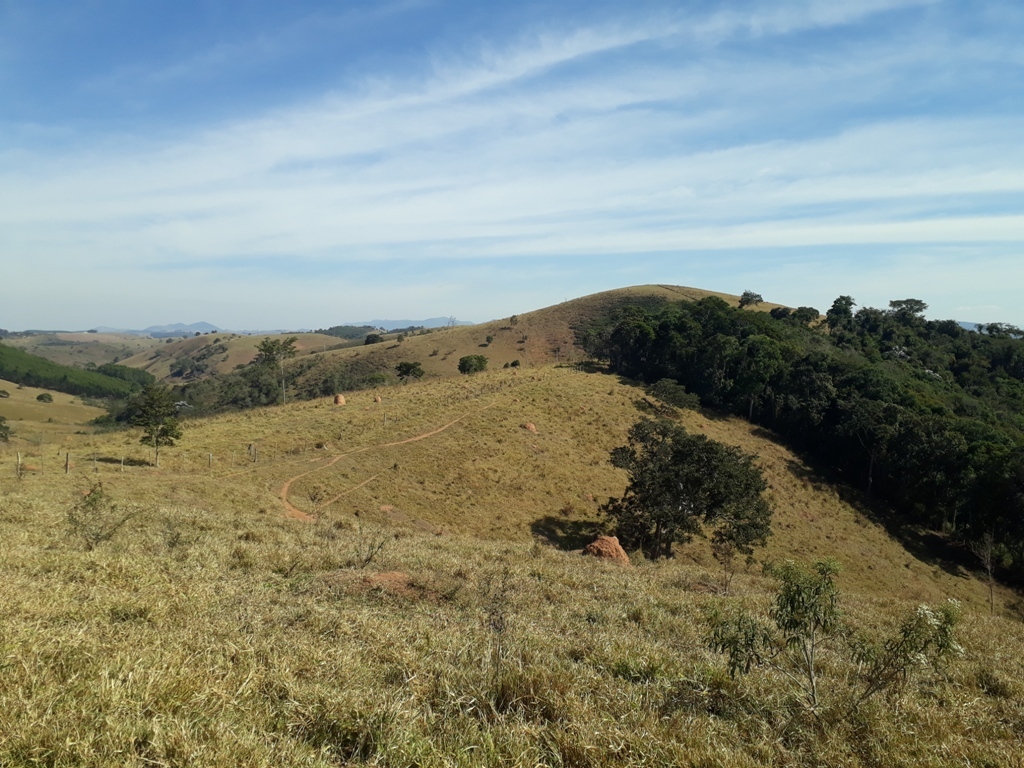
[
  {"x1": 254, "y1": 336, "x2": 298, "y2": 403},
  {"x1": 825, "y1": 295, "x2": 856, "y2": 332},
  {"x1": 131, "y1": 384, "x2": 182, "y2": 467},
  {"x1": 254, "y1": 336, "x2": 298, "y2": 367},
  {"x1": 603, "y1": 418, "x2": 773, "y2": 559},
  {"x1": 395, "y1": 361, "x2": 424, "y2": 381},
  {"x1": 738, "y1": 290, "x2": 763, "y2": 309}
]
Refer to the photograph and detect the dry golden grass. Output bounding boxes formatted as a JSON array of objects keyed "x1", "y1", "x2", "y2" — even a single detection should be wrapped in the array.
[
  {"x1": 0, "y1": 488, "x2": 1021, "y2": 766},
  {"x1": 1, "y1": 363, "x2": 1021, "y2": 766},
  {"x1": 1, "y1": 365, "x2": 1011, "y2": 613},
  {"x1": 0, "y1": 377, "x2": 106, "y2": 450},
  {"x1": 317, "y1": 284, "x2": 762, "y2": 378}
]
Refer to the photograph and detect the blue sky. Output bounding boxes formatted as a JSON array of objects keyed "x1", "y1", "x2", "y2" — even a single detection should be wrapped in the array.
[{"x1": 1, "y1": 0, "x2": 1022, "y2": 330}]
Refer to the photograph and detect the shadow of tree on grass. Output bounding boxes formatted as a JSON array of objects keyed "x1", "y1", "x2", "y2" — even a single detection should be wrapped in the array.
[{"x1": 531, "y1": 516, "x2": 606, "y2": 551}]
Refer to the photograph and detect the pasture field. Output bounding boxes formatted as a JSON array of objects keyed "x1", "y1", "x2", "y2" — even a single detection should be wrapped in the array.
[
  {"x1": 0, "y1": 365, "x2": 1021, "y2": 766},
  {"x1": 0, "y1": 377, "x2": 105, "y2": 447}
]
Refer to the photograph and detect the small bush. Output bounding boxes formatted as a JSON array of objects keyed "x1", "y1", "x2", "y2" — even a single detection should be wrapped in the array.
[
  {"x1": 708, "y1": 559, "x2": 962, "y2": 715},
  {"x1": 347, "y1": 523, "x2": 390, "y2": 568},
  {"x1": 0, "y1": 389, "x2": 9, "y2": 398},
  {"x1": 66, "y1": 483, "x2": 134, "y2": 550},
  {"x1": 458, "y1": 355, "x2": 488, "y2": 374},
  {"x1": 36, "y1": 392, "x2": 53, "y2": 403}
]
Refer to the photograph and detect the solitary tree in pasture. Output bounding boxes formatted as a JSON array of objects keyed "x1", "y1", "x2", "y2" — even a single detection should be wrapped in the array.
[
  {"x1": 603, "y1": 418, "x2": 773, "y2": 561},
  {"x1": 254, "y1": 336, "x2": 298, "y2": 404},
  {"x1": 131, "y1": 384, "x2": 182, "y2": 467}
]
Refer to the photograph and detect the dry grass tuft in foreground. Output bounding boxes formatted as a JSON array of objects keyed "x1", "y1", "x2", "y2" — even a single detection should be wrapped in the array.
[{"x1": 0, "y1": 493, "x2": 1022, "y2": 767}]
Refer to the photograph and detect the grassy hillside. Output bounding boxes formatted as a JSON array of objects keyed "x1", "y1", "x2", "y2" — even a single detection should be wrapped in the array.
[
  {"x1": 0, "y1": 377, "x2": 107, "y2": 446},
  {"x1": 3, "y1": 331, "x2": 163, "y2": 368},
  {"x1": 0, "y1": 364, "x2": 1021, "y2": 766},
  {"x1": 258, "y1": 285, "x2": 784, "y2": 392},
  {"x1": 120, "y1": 331, "x2": 350, "y2": 380}
]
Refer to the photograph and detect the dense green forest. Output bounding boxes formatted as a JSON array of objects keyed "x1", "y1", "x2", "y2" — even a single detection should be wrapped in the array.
[
  {"x1": 92, "y1": 362, "x2": 156, "y2": 388},
  {"x1": 578, "y1": 295, "x2": 1024, "y2": 581},
  {"x1": 0, "y1": 343, "x2": 136, "y2": 399}
]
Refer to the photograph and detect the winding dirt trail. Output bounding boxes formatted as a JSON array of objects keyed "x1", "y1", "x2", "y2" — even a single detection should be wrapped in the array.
[{"x1": 278, "y1": 407, "x2": 489, "y2": 520}]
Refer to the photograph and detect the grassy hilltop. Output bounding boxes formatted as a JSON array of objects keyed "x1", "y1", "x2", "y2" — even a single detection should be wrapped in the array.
[
  {"x1": 109, "y1": 285, "x2": 769, "y2": 387},
  {"x1": 2, "y1": 347, "x2": 1023, "y2": 765}
]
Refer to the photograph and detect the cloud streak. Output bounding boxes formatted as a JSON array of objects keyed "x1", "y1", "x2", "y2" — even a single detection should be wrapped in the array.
[{"x1": 1, "y1": 0, "x2": 1021, "y2": 328}]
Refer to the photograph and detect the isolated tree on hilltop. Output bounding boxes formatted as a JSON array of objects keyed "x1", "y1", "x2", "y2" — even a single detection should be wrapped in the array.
[
  {"x1": 739, "y1": 290, "x2": 764, "y2": 309},
  {"x1": 131, "y1": 384, "x2": 182, "y2": 467}
]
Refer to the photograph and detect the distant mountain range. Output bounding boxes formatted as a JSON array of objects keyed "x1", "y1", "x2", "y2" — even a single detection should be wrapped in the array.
[{"x1": 93, "y1": 322, "x2": 223, "y2": 338}]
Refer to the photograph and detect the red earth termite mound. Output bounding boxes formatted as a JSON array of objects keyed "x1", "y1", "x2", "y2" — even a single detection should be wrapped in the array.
[{"x1": 582, "y1": 535, "x2": 630, "y2": 566}]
